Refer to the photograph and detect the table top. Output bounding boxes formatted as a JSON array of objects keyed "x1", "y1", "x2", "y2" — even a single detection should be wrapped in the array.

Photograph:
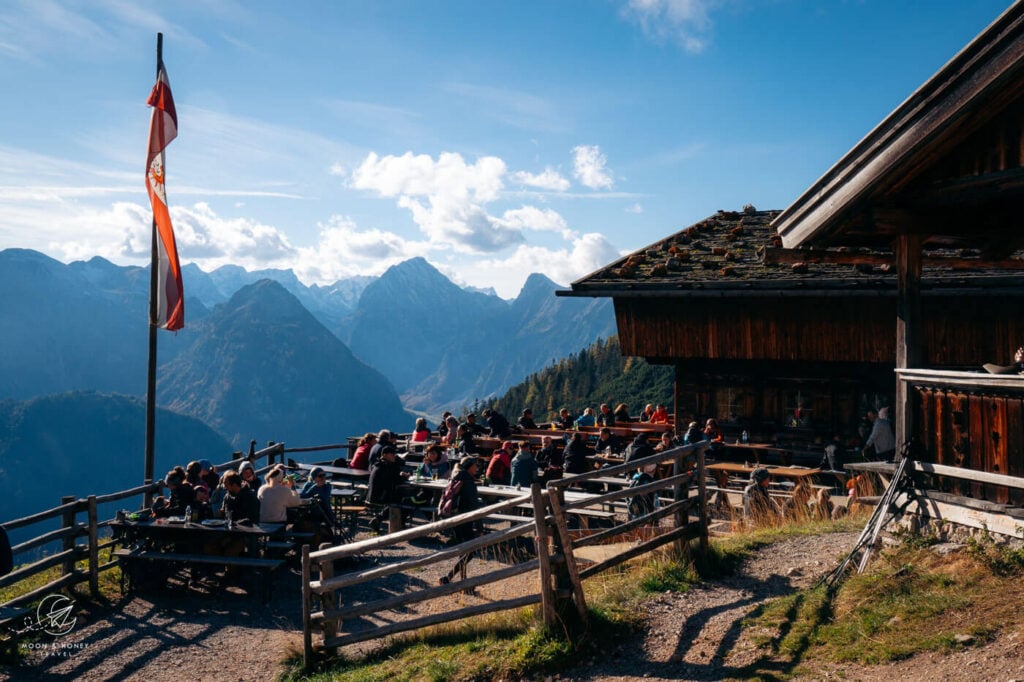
[
  {"x1": 706, "y1": 462, "x2": 821, "y2": 478},
  {"x1": 404, "y1": 478, "x2": 595, "y2": 503},
  {"x1": 112, "y1": 519, "x2": 285, "y2": 535},
  {"x1": 296, "y1": 462, "x2": 371, "y2": 478}
]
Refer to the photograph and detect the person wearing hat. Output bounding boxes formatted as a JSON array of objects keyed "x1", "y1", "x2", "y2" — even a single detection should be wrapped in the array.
[
  {"x1": 743, "y1": 467, "x2": 777, "y2": 525},
  {"x1": 438, "y1": 456, "x2": 481, "y2": 586},
  {"x1": 238, "y1": 460, "x2": 262, "y2": 490},
  {"x1": 366, "y1": 445, "x2": 409, "y2": 532},
  {"x1": 199, "y1": 459, "x2": 220, "y2": 491},
  {"x1": 300, "y1": 466, "x2": 335, "y2": 526},
  {"x1": 517, "y1": 408, "x2": 538, "y2": 431},
  {"x1": 464, "y1": 413, "x2": 487, "y2": 437},
  {"x1": 152, "y1": 466, "x2": 195, "y2": 518}
]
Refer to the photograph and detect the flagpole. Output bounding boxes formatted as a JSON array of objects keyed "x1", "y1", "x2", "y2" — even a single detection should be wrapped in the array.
[{"x1": 143, "y1": 32, "x2": 163, "y2": 505}]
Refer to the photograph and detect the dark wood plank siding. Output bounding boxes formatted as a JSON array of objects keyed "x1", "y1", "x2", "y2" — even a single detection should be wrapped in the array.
[{"x1": 616, "y1": 296, "x2": 1024, "y2": 368}]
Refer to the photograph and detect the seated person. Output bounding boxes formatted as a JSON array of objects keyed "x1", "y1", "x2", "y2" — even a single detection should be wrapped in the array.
[
  {"x1": 575, "y1": 407, "x2": 596, "y2": 428},
  {"x1": 456, "y1": 424, "x2": 481, "y2": 455},
  {"x1": 639, "y1": 403, "x2": 655, "y2": 422},
  {"x1": 518, "y1": 408, "x2": 538, "y2": 431},
  {"x1": 703, "y1": 418, "x2": 723, "y2": 442},
  {"x1": 613, "y1": 403, "x2": 632, "y2": 423},
  {"x1": 185, "y1": 460, "x2": 203, "y2": 486},
  {"x1": 221, "y1": 471, "x2": 260, "y2": 524},
  {"x1": 299, "y1": 466, "x2": 336, "y2": 526},
  {"x1": 349, "y1": 432, "x2": 377, "y2": 470},
  {"x1": 596, "y1": 403, "x2": 615, "y2": 427},
  {"x1": 152, "y1": 468, "x2": 194, "y2": 518},
  {"x1": 682, "y1": 421, "x2": 707, "y2": 445},
  {"x1": 199, "y1": 459, "x2": 220, "y2": 490},
  {"x1": 624, "y1": 433, "x2": 656, "y2": 475},
  {"x1": 257, "y1": 465, "x2": 303, "y2": 524},
  {"x1": 650, "y1": 404, "x2": 670, "y2": 424},
  {"x1": 192, "y1": 484, "x2": 215, "y2": 521},
  {"x1": 742, "y1": 468, "x2": 778, "y2": 526},
  {"x1": 510, "y1": 445, "x2": 539, "y2": 487},
  {"x1": 563, "y1": 432, "x2": 591, "y2": 474},
  {"x1": 366, "y1": 445, "x2": 410, "y2": 532},
  {"x1": 417, "y1": 444, "x2": 451, "y2": 480},
  {"x1": 238, "y1": 460, "x2": 262, "y2": 489},
  {"x1": 464, "y1": 413, "x2": 488, "y2": 436},
  {"x1": 554, "y1": 408, "x2": 574, "y2": 430},
  {"x1": 535, "y1": 435, "x2": 562, "y2": 469},
  {"x1": 485, "y1": 447, "x2": 512, "y2": 485},
  {"x1": 595, "y1": 427, "x2": 623, "y2": 455},
  {"x1": 437, "y1": 411, "x2": 453, "y2": 440},
  {"x1": 482, "y1": 408, "x2": 512, "y2": 440},
  {"x1": 411, "y1": 417, "x2": 431, "y2": 442},
  {"x1": 441, "y1": 416, "x2": 460, "y2": 446},
  {"x1": 654, "y1": 431, "x2": 678, "y2": 452}
]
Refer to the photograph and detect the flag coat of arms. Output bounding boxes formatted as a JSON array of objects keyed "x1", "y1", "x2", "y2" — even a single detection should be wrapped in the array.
[{"x1": 146, "y1": 57, "x2": 184, "y2": 331}]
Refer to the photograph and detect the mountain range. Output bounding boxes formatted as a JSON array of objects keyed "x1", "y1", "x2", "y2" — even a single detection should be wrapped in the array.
[{"x1": 0, "y1": 248, "x2": 613, "y2": 449}]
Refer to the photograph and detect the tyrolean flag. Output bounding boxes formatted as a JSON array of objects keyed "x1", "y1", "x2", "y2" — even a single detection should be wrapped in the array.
[{"x1": 145, "y1": 55, "x2": 184, "y2": 331}]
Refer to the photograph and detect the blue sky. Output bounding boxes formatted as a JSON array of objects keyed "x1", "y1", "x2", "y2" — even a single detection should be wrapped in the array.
[{"x1": 0, "y1": 1, "x2": 1014, "y2": 298}]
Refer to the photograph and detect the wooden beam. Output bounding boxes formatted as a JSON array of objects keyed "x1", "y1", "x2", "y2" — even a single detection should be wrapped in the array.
[
  {"x1": 761, "y1": 247, "x2": 1024, "y2": 270},
  {"x1": 895, "y1": 234, "x2": 923, "y2": 457}
]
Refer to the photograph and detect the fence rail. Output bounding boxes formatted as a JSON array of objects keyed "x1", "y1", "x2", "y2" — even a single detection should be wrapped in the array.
[
  {"x1": 0, "y1": 443, "x2": 286, "y2": 623},
  {"x1": 301, "y1": 441, "x2": 710, "y2": 669}
]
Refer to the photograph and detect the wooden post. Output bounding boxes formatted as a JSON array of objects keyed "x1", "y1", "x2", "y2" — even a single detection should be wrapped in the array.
[
  {"x1": 697, "y1": 445, "x2": 708, "y2": 557},
  {"x1": 302, "y1": 545, "x2": 313, "y2": 670},
  {"x1": 895, "y1": 234, "x2": 923, "y2": 459},
  {"x1": 318, "y1": 547, "x2": 338, "y2": 657},
  {"x1": 546, "y1": 488, "x2": 588, "y2": 622},
  {"x1": 60, "y1": 496, "x2": 76, "y2": 579},
  {"x1": 388, "y1": 505, "x2": 404, "y2": 534},
  {"x1": 87, "y1": 495, "x2": 99, "y2": 595},
  {"x1": 530, "y1": 483, "x2": 557, "y2": 628},
  {"x1": 672, "y1": 452, "x2": 686, "y2": 555}
]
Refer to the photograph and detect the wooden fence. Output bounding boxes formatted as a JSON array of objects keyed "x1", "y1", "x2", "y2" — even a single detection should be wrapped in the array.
[
  {"x1": 301, "y1": 442, "x2": 709, "y2": 669},
  {"x1": 0, "y1": 443, "x2": 286, "y2": 641}
]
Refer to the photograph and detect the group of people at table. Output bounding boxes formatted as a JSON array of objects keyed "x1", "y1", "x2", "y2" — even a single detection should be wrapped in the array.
[{"x1": 149, "y1": 457, "x2": 337, "y2": 542}]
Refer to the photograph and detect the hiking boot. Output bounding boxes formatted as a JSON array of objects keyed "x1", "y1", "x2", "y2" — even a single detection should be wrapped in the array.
[
  {"x1": 369, "y1": 517, "x2": 381, "y2": 533},
  {"x1": 438, "y1": 576, "x2": 450, "y2": 586}
]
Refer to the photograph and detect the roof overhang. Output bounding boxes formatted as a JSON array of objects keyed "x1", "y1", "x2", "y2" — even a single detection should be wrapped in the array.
[{"x1": 773, "y1": 2, "x2": 1024, "y2": 250}]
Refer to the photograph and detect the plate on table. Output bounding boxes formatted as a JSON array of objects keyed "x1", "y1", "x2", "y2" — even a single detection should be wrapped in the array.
[
  {"x1": 201, "y1": 519, "x2": 226, "y2": 527},
  {"x1": 166, "y1": 515, "x2": 187, "y2": 523}
]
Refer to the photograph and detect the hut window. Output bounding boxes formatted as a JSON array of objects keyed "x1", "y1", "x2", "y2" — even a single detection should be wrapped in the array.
[{"x1": 785, "y1": 389, "x2": 813, "y2": 427}]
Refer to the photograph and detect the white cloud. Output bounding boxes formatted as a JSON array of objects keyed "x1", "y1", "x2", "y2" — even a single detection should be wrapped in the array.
[
  {"x1": 458, "y1": 232, "x2": 624, "y2": 297},
  {"x1": 621, "y1": 0, "x2": 716, "y2": 53},
  {"x1": 498, "y1": 206, "x2": 575, "y2": 240},
  {"x1": 351, "y1": 151, "x2": 524, "y2": 253},
  {"x1": 510, "y1": 167, "x2": 570, "y2": 192},
  {"x1": 572, "y1": 145, "x2": 615, "y2": 190},
  {"x1": 626, "y1": 202, "x2": 644, "y2": 214}
]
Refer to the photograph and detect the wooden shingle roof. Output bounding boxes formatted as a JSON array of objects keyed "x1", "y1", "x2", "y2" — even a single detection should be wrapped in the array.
[{"x1": 560, "y1": 207, "x2": 1024, "y2": 298}]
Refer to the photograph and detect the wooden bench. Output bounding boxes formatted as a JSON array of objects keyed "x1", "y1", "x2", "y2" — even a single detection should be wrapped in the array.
[
  {"x1": 113, "y1": 548, "x2": 283, "y2": 601},
  {"x1": 0, "y1": 606, "x2": 32, "y2": 658}
]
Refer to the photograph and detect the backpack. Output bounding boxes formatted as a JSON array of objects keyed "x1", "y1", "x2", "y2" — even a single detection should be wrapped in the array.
[
  {"x1": 437, "y1": 478, "x2": 464, "y2": 518},
  {"x1": 626, "y1": 471, "x2": 655, "y2": 519}
]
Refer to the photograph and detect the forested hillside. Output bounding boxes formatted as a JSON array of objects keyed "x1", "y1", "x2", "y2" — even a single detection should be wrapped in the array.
[{"x1": 491, "y1": 337, "x2": 673, "y2": 422}]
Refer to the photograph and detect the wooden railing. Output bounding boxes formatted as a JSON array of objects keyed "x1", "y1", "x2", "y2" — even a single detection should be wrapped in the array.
[
  {"x1": 301, "y1": 442, "x2": 709, "y2": 669},
  {"x1": 0, "y1": 442, "x2": 285, "y2": 616}
]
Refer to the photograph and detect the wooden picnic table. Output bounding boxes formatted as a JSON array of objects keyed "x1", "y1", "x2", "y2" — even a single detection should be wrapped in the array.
[
  {"x1": 705, "y1": 462, "x2": 821, "y2": 489},
  {"x1": 295, "y1": 461, "x2": 370, "y2": 479}
]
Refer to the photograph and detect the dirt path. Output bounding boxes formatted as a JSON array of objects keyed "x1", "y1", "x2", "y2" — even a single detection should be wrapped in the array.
[{"x1": 4, "y1": 531, "x2": 1022, "y2": 681}]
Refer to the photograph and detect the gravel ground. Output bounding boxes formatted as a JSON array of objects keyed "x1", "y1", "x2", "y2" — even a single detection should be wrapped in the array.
[{"x1": 4, "y1": 529, "x2": 1023, "y2": 682}]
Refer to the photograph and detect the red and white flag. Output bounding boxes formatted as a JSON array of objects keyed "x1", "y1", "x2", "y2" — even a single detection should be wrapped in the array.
[{"x1": 145, "y1": 57, "x2": 184, "y2": 331}]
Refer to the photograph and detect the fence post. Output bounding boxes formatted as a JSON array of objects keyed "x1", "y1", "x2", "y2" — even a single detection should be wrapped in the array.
[
  {"x1": 697, "y1": 445, "x2": 708, "y2": 558},
  {"x1": 60, "y1": 496, "x2": 77, "y2": 580},
  {"x1": 546, "y1": 487, "x2": 588, "y2": 622},
  {"x1": 530, "y1": 484, "x2": 557, "y2": 628},
  {"x1": 318, "y1": 543, "x2": 337, "y2": 657},
  {"x1": 267, "y1": 441, "x2": 277, "y2": 466},
  {"x1": 672, "y1": 450, "x2": 688, "y2": 555},
  {"x1": 302, "y1": 544, "x2": 313, "y2": 671},
  {"x1": 87, "y1": 495, "x2": 99, "y2": 595}
]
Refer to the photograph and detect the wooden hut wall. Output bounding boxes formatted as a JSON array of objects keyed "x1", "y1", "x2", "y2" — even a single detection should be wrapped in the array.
[
  {"x1": 916, "y1": 387, "x2": 1024, "y2": 506},
  {"x1": 614, "y1": 296, "x2": 1024, "y2": 367}
]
